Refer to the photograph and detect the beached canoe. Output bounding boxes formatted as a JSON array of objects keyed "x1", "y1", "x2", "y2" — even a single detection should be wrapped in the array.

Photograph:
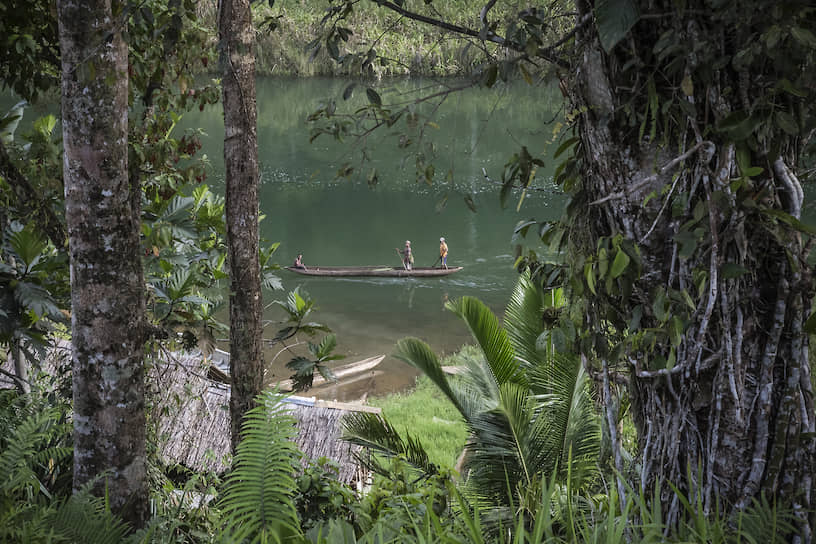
[{"x1": 285, "y1": 265, "x2": 463, "y2": 277}]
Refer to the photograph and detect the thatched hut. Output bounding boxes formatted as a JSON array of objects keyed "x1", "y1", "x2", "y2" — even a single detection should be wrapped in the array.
[
  {"x1": 153, "y1": 349, "x2": 379, "y2": 486},
  {"x1": 2, "y1": 342, "x2": 380, "y2": 487}
]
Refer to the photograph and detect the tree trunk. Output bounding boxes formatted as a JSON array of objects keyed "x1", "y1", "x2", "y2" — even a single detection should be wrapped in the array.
[
  {"x1": 11, "y1": 340, "x2": 30, "y2": 395},
  {"x1": 57, "y1": 0, "x2": 148, "y2": 527},
  {"x1": 218, "y1": 0, "x2": 264, "y2": 453},
  {"x1": 569, "y1": 0, "x2": 815, "y2": 536}
]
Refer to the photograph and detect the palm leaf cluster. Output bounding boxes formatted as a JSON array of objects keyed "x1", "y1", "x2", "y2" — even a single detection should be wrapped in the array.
[{"x1": 344, "y1": 272, "x2": 601, "y2": 520}]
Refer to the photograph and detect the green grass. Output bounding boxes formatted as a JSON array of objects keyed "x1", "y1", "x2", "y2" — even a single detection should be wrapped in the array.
[{"x1": 367, "y1": 346, "x2": 478, "y2": 470}]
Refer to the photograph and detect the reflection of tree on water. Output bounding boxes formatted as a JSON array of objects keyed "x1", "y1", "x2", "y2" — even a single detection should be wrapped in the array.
[{"x1": 441, "y1": 292, "x2": 449, "y2": 310}]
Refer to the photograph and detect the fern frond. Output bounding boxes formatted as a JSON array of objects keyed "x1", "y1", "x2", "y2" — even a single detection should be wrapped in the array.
[
  {"x1": 46, "y1": 489, "x2": 131, "y2": 544},
  {"x1": 0, "y1": 406, "x2": 62, "y2": 497},
  {"x1": 217, "y1": 390, "x2": 302, "y2": 542}
]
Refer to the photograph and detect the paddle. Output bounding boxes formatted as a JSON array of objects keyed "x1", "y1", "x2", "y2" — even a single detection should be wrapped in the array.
[
  {"x1": 395, "y1": 248, "x2": 407, "y2": 270},
  {"x1": 430, "y1": 255, "x2": 441, "y2": 268}
]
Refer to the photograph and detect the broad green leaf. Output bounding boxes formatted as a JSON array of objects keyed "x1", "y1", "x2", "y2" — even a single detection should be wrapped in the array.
[
  {"x1": 610, "y1": 249, "x2": 630, "y2": 279},
  {"x1": 585, "y1": 263, "x2": 596, "y2": 295},
  {"x1": 804, "y1": 312, "x2": 816, "y2": 335},
  {"x1": 721, "y1": 263, "x2": 749, "y2": 279},
  {"x1": 680, "y1": 289, "x2": 696, "y2": 311},
  {"x1": 595, "y1": 0, "x2": 640, "y2": 52},
  {"x1": 652, "y1": 289, "x2": 667, "y2": 322},
  {"x1": 553, "y1": 137, "x2": 578, "y2": 159},
  {"x1": 669, "y1": 316, "x2": 684, "y2": 347},
  {"x1": 0, "y1": 101, "x2": 26, "y2": 144},
  {"x1": 791, "y1": 27, "x2": 816, "y2": 48},
  {"x1": 775, "y1": 111, "x2": 799, "y2": 136},
  {"x1": 365, "y1": 87, "x2": 381, "y2": 106},
  {"x1": 629, "y1": 305, "x2": 643, "y2": 331}
]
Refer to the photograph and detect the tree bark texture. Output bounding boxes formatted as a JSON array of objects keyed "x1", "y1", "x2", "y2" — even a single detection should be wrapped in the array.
[
  {"x1": 57, "y1": 0, "x2": 148, "y2": 527},
  {"x1": 569, "y1": 0, "x2": 815, "y2": 537},
  {"x1": 218, "y1": 0, "x2": 264, "y2": 453}
]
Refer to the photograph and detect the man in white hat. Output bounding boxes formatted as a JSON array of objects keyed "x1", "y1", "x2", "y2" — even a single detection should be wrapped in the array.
[{"x1": 439, "y1": 237, "x2": 448, "y2": 269}]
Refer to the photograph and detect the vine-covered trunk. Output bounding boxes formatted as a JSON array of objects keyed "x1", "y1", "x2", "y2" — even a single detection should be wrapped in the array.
[
  {"x1": 219, "y1": 0, "x2": 263, "y2": 452},
  {"x1": 58, "y1": 0, "x2": 148, "y2": 527},
  {"x1": 570, "y1": 0, "x2": 815, "y2": 537}
]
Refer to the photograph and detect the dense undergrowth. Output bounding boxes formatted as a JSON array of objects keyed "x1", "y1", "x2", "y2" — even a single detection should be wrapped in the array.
[{"x1": 0, "y1": 381, "x2": 798, "y2": 543}]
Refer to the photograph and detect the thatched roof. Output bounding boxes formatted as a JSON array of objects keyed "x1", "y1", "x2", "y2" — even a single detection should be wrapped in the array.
[
  {"x1": 2, "y1": 341, "x2": 381, "y2": 486},
  {"x1": 0, "y1": 340, "x2": 71, "y2": 390},
  {"x1": 153, "y1": 350, "x2": 380, "y2": 484}
]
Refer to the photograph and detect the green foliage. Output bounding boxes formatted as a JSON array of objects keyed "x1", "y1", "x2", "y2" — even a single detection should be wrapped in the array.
[
  {"x1": 217, "y1": 390, "x2": 303, "y2": 542},
  {"x1": 367, "y1": 372, "x2": 469, "y2": 469},
  {"x1": 0, "y1": 0, "x2": 59, "y2": 101},
  {"x1": 0, "y1": 222, "x2": 68, "y2": 365},
  {"x1": 342, "y1": 410, "x2": 438, "y2": 477},
  {"x1": 295, "y1": 457, "x2": 359, "y2": 533},
  {"x1": 286, "y1": 333, "x2": 344, "y2": 391},
  {"x1": 349, "y1": 273, "x2": 602, "y2": 532},
  {"x1": 351, "y1": 458, "x2": 454, "y2": 542},
  {"x1": 248, "y1": 0, "x2": 501, "y2": 77}
]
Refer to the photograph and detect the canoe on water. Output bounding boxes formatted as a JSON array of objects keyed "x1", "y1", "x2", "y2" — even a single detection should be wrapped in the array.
[{"x1": 285, "y1": 265, "x2": 463, "y2": 277}]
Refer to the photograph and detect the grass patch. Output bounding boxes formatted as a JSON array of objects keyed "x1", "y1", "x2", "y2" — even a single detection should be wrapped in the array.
[{"x1": 367, "y1": 346, "x2": 479, "y2": 469}]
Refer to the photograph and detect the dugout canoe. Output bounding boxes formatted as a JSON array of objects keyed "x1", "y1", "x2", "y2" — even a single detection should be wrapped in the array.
[{"x1": 285, "y1": 265, "x2": 463, "y2": 277}]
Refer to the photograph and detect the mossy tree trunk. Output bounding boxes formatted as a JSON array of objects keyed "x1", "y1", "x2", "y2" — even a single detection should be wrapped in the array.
[
  {"x1": 57, "y1": 0, "x2": 148, "y2": 527},
  {"x1": 219, "y1": 0, "x2": 264, "y2": 452},
  {"x1": 568, "y1": 0, "x2": 815, "y2": 536}
]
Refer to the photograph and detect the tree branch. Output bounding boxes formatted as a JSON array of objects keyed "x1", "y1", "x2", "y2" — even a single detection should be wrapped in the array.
[{"x1": 369, "y1": 0, "x2": 570, "y2": 68}]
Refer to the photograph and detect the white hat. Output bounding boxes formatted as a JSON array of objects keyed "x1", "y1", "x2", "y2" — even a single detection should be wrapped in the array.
[
  {"x1": 440, "y1": 237, "x2": 445, "y2": 242},
  {"x1": 405, "y1": 240, "x2": 411, "y2": 245}
]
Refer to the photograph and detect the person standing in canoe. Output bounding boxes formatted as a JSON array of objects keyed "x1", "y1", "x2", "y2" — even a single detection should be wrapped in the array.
[
  {"x1": 397, "y1": 240, "x2": 414, "y2": 270},
  {"x1": 439, "y1": 237, "x2": 448, "y2": 269}
]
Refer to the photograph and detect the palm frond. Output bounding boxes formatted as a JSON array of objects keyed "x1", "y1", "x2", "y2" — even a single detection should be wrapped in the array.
[
  {"x1": 530, "y1": 353, "x2": 601, "y2": 489},
  {"x1": 445, "y1": 297, "x2": 524, "y2": 386},
  {"x1": 217, "y1": 390, "x2": 302, "y2": 542},
  {"x1": 394, "y1": 337, "x2": 465, "y2": 415},
  {"x1": 503, "y1": 270, "x2": 547, "y2": 373},
  {"x1": 464, "y1": 383, "x2": 540, "y2": 499},
  {"x1": 341, "y1": 411, "x2": 437, "y2": 476}
]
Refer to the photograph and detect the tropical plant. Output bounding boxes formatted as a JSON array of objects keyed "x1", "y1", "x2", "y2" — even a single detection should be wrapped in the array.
[
  {"x1": 270, "y1": 287, "x2": 340, "y2": 391},
  {"x1": 216, "y1": 389, "x2": 303, "y2": 542},
  {"x1": 286, "y1": 333, "x2": 345, "y2": 391},
  {"x1": 294, "y1": 457, "x2": 359, "y2": 533},
  {"x1": 0, "y1": 221, "x2": 68, "y2": 393},
  {"x1": 344, "y1": 272, "x2": 601, "y2": 529}
]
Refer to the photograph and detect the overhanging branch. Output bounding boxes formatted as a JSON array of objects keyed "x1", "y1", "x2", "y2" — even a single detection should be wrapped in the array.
[{"x1": 369, "y1": 0, "x2": 570, "y2": 69}]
